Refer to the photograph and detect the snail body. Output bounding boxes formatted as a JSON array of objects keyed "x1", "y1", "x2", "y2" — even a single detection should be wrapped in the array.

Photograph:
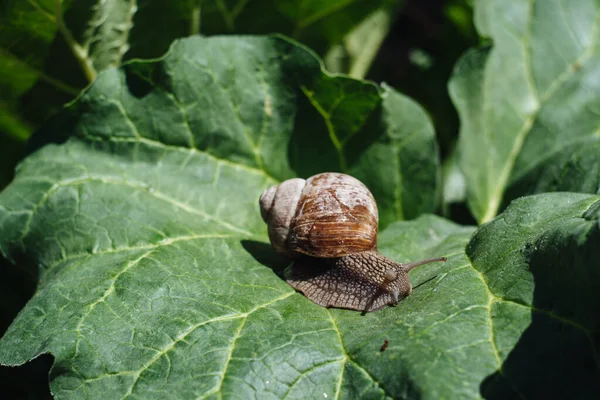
[{"x1": 260, "y1": 172, "x2": 445, "y2": 312}]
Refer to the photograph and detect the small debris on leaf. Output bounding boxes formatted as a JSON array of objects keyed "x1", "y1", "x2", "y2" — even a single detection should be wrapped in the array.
[{"x1": 380, "y1": 339, "x2": 389, "y2": 352}]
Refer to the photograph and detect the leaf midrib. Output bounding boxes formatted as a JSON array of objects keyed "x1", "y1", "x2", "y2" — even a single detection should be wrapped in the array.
[{"x1": 479, "y1": 7, "x2": 600, "y2": 223}]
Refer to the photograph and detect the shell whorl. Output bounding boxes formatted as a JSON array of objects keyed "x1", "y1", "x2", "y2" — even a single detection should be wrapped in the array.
[
  {"x1": 259, "y1": 178, "x2": 305, "y2": 256},
  {"x1": 259, "y1": 173, "x2": 378, "y2": 258}
]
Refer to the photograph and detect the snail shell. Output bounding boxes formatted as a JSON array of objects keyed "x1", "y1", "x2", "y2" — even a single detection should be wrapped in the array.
[{"x1": 259, "y1": 173, "x2": 378, "y2": 258}]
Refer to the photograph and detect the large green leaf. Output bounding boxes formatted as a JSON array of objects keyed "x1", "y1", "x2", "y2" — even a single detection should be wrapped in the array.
[
  {"x1": 472, "y1": 193, "x2": 600, "y2": 399},
  {"x1": 0, "y1": 35, "x2": 438, "y2": 396},
  {"x1": 449, "y1": 0, "x2": 600, "y2": 223},
  {"x1": 2, "y1": 34, "x2": 599, "y2": 399},
  {"x1": 24, "y1": 35, "x2": 439, "y2": 226}
]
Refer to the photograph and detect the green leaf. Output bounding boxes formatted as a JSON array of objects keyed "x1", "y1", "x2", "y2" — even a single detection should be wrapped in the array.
[
  {"x1": 0, "y1": 35, "x2": 442, "y2": 397},
  {"x1": 470, "y1": 193, "x2": 600, "y2": 399},
  {"x1": 323, "y1": 7, "x2": 395, "y2": 78},
  {"x1": 67, "y1": 0, "x2": 137, "y2": 74},
  {"x1": 449, "y1": 0, "x2": 600, "y2": 223},
  {"x1": 0, "y1": 0, "x2": 80, "y2": 138}
]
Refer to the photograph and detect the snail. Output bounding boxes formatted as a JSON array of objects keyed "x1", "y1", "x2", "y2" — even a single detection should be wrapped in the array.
[{"x1": 259, "y1": 172, "x2": 446, "y2": 312}]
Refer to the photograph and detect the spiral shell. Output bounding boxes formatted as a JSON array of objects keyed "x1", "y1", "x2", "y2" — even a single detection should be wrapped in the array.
[{"x1": 259, "y1": 173, "x2": 378, "y2": 258}]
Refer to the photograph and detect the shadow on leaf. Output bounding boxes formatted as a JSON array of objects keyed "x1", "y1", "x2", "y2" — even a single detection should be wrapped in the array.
[
  {"x1": 0, "y1": 256, "x2": 53, "y2": 399},
  {"x1": 481, "y1": 217, "x2": 600, "y2": 399},
  {"x1": 240, "y1": 240, "x2": 290, "y2": 278}
]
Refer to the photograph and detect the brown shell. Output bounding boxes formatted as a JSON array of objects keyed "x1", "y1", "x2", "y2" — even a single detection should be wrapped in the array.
[{"x1": 287, "y1": 173, "x2": 378, "y2": 258}]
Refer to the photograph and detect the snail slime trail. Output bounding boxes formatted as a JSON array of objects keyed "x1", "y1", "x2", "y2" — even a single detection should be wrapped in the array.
[{"x1": 259, "y1": 172, "x2": 447, "y2": 312}]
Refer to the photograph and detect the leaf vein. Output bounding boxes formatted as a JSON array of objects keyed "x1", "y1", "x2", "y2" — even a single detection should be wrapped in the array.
[
  {"x1": 482, "y1": 5, "x2": 600, "y2": 222},
  {"x1": 125, "y1": 291, "x2": 294, "y2": 398},
  {"x1": 18, "y1": 175, "x2": 253, "y2": 241},
  {"x1": 45, "y1": 233, "x2": 236, "y2": 272}
]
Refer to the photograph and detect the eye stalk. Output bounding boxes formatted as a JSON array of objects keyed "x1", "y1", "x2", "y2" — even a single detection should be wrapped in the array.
[{"x1": 401, "y1": 257, "x2": 447, "y2": 272}]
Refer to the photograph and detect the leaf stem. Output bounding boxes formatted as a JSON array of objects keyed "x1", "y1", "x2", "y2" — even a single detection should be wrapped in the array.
[
  {"x1": 54, "y1": 0, "x2": 97, "y2": 82},
  {"x1": 190, "y1": 2, "x2": 201, "y2": 35},
  {"x1": 216, "y1": 0, "x2": 235, "y2": 32}
]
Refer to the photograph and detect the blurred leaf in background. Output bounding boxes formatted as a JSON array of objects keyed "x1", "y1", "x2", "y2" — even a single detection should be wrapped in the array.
[
  {"x1": 450, "y1": 0, "x2": 600, "y2": 223},
  {"x1": 366, "y1": 0, "x2": 478, "y2": 157},
  {"x1": 323, "y1": 6, "x2": 398, "y2": 78}
]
